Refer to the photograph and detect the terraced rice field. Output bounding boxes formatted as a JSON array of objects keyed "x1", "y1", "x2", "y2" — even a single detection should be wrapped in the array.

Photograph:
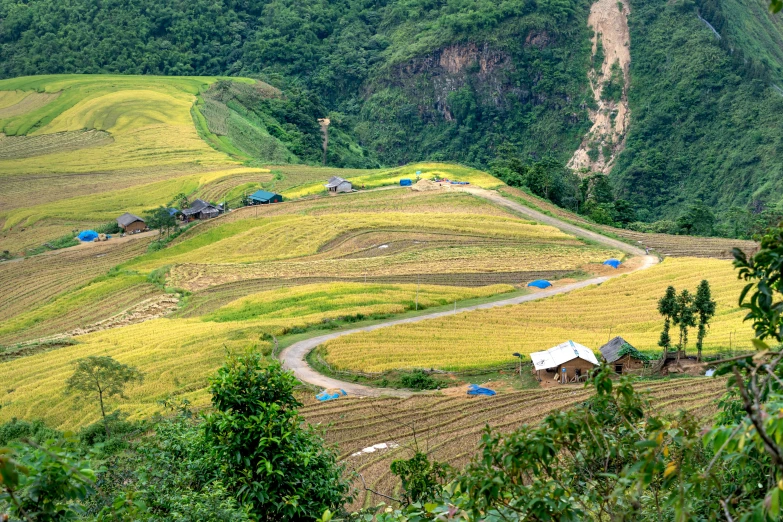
[
  {"x1": 301, "y1": 376, "x2": 728, "y2": 509},
  {"x1": 0, "y1": 238, "x2": 151, "y2": 324},
  {"x1": 322, "y1": 257, "x2": 754, "y2": 372},
  {"x1": 500, "y1": 187, "x2": 759, "y2": 259},
  {"x1": 0, "y1": 75, "x2": 264, "y2": 251},
  {"x1": 0, "y1": 274, "x2": 161, "y2": 346},
  {"x1": 281, "y1": 162, "x2": 502, "y2": 199},
  {"x1": 0, "y1": 283, "x2": 516, "y2": 428}
]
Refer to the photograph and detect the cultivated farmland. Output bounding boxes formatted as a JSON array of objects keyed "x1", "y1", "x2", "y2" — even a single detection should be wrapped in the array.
[
  {"x1": 301, "y1": 376, "x2": 728, "y2": 508},
  {"x1": 321, "y1": 257, "x2": 753, "y2": 372},
  {"x1": 0, "y1": 283, "x2": 517, "y2": 428}
]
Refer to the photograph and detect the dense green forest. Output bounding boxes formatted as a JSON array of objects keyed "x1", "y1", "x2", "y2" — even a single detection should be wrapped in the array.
[
  {"x1": 1, "y1": 0, "x2": 783, "y2": 228},
  {"x1": 612, "y1": 0, "x2": 783, "y2": 226}
]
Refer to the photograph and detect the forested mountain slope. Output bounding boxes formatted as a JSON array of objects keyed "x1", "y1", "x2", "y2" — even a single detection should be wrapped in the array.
[
  {"x1": 612, "y1": 0, "x2": 783, "y2": 221},
  {"x1": 0, "y1": 0, "x2": 782, "y2": 222}
]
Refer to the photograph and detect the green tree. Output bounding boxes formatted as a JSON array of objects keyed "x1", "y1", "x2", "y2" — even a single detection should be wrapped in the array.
[
  {"x1": 390, "y1": 452, "x2": 450, "y2": 505},
  {"x1": 673, "y1": 289, "x2": 696, "y2": 357},
  {"x1": 693, "y1": 280, "x2": 716, "y2": 361},
  {"x1": 143, "y1": 206, "x2": 176, "y2": 240},
  {"x1": 677, "y1": 203, "x2": 716, "y2": 236},
  {"x1": 0, "y1": 437, "x2": 98, "y2": 521},
  {"x1": 203, "y1": 352, "x2": 349, "y2": 521},
  {"x1": 65, "y1": 356, "x2": 143, "y2": 438},
  {"x1": 657, "y1": 285, "x2": 677, "y2": 355}
]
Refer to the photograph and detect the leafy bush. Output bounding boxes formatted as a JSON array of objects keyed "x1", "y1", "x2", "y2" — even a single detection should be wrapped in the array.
[{"x1": 399, "y1": 370, "x2": 441, "y2": 390}]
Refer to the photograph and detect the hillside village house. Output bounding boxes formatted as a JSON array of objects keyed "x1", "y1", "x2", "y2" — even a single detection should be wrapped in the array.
[
  {"x1": 324, "y1": 176, "x2": 353, "y2": 193},
  {"x1": 599, "y1": 336, "x2": 648, "y2": 374},
  {"x1": 248, "y1": 190, "x2": 283, "y2": 204},
  {"x1": 181, "y1": 199, "x2": 221, "y2": 221},
  {"x1": 530, "y1": 340, "x2": 599, "y2": 384},
  {"x1": 116, "y1": 212, "x2": 146, "y2": 234}
]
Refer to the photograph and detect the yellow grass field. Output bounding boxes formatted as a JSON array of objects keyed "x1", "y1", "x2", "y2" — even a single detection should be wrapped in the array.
[
  {"x1": 0, "y1": 283, "x2": 514, "y2": 429},
  {"x1": 322, "y1": 257, "x2": 756, "y2": 372},
  {"x1": 281, "y1": 162, "x2": 502, "y2": 198}
]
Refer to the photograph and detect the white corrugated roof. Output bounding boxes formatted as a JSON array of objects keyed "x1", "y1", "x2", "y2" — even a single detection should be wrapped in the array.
[{"x1": 530, "y1": 340, "x2": 599, "y2": 371}]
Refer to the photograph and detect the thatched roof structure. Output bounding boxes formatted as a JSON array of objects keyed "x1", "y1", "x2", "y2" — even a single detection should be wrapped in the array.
[
  {"x1": 116, "y1": 212, "x2": 144, "y2": 227},
  {"x1": 599, "y1": 336, "x2": 648, "y2": 363}
]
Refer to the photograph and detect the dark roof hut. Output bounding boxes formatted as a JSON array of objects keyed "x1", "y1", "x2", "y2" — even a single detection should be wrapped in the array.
[
  {"x1": 599, "y1": 336, "x2": 648, "y2": 374},
  {"x1": 181, "y1": 199, "x2": 221, "y2": 220},
  {"x1": 116, "y1": 212, "x2": 146, "y2": 233}
]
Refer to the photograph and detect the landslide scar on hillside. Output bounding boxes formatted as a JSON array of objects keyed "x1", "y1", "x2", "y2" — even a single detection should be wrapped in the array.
[{"x1": 568, "y1": 0, "x2": 631, "y2": 174}]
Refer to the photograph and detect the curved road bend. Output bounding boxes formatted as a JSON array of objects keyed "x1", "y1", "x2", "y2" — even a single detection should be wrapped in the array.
[{"x1": 280, "y1": 190, "x2": 656, "y2": 397}]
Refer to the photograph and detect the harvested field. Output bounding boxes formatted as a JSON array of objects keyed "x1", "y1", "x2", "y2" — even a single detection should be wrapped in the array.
[
  {"x1": 0, "y1": 274, "x2": 162, "y2": 345},
  {"x1": 322, "y1": 257, "x2": 753, "y2": 372},
  {"x1": 301, "y1": 376, "x2": 727, "y2": 509},
  {"x1": 0, "y1": 129, "x2": 113, "y2": 160},
  {"x1": 178, "y1": 271, "x2": 567, "y2": 317},
  {"x1": 0, "y1": 91, "x2": 60, "y2": 118},
  {"x1": 194, "y1": 171, "x2": 274, "y2": 203},
  {"x1": 0, "y1": 238, "x2": 151, "y2": 323}
]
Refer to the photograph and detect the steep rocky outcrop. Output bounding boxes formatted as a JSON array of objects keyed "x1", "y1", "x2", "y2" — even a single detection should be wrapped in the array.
[{"x1": 569, "y1": 0, "x2": 631, "y2": 174}]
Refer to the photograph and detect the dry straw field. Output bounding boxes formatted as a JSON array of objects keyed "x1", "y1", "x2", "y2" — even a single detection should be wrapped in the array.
[
  {"x1": 322, "y1": 257, "x2": 753, "y2": 372},
  {"x1": 302, "y1": 376, "x2": 728, "y2": 508}
]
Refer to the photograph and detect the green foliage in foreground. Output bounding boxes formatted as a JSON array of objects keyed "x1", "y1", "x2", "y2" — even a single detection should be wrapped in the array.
[{"x1": 204, "y1": 354, "x2": 350, "y2": 520}]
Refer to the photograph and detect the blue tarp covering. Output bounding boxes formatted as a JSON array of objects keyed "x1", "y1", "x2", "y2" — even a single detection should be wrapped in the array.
[
  {"x1": 77, "y1": 230, "x2": 99, "y2": 242},
  {"x1": 400, "y1": 179, "x2": 412, "y2": 186},
  {"x1": 603, "y1": 259, "x2": 621, "y2": 268},
  {"x1": 316, "y1": 389, "x2": 347, "y2": 402},
  {"x1": 527, "y1": 279, "x2": 552, "y2": 289},
  {"x1": 467, "y1": 384, "x2": 496, "y2": 396}
]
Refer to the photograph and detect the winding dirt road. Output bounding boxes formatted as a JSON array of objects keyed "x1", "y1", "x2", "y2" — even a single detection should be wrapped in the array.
[{"x1": 279, "y1": 189, "x2": 656, "y2": 397}]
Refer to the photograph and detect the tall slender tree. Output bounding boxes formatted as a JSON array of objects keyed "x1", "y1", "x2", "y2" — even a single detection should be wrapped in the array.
[
  {"x1": 693, "y1": 280, "x2": 717, "y2": 361},
  {"x1": 673, "y1": 289, "x2": 696, "y2": 360},
  {"x1": 657, "y1": 286, "x2": 678, "y2": 356}
]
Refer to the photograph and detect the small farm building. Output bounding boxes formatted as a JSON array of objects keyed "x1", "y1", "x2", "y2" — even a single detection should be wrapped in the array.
[
  {"x1": 530, "y1": 340, "x2": 599, "y2": 384},
  {"x1": 181, "y1": 199, "x2": 221, "y2": 220},
  {"x1": 599, "y1": 336, "x2": 648, "y2": 374},
  {"x1": 248, "y1": 190, "x2": 283, "y2": 204},
  {"x1": 324, "y1": 176, "x2": 353, "y2": 193},
  {"x1": 116, "y1": 213, "x2": 146, "y2": 234}
]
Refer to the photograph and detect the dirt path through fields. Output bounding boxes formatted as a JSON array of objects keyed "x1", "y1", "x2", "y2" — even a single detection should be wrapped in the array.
[{"x1": 279, "y1": 189, "x2": 656, "y2": 397}]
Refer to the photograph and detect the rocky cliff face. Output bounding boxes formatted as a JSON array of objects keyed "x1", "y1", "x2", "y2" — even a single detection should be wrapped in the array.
[{"x1": 389, "y1": 42, "x2": 515, "y2": 122}]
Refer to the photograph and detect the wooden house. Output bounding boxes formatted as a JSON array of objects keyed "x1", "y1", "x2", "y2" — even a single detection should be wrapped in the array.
[
  {"x1": 116, "y1": 212, "x2": 147, "y2": 234},
  {"x1": 530, "y1": 340, "x2": 599, "y2": 384},
  {"x1": 324, "y1": 176, "x2": 352, "y2": 193},
  {"x1": 248, "y1": 190, "x2": 283, "y2": 205},
  {"x1": 599, "y1": 336, "x2": 648, "y2": 374},
  {"x1": 181, "y1": 199, "x2": 221, "y2": 220}
]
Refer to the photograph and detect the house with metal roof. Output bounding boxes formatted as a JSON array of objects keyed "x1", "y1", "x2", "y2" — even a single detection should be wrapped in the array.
[
  {"x1": 324, "y1": 176, "x2": 353, "y2": 193},
  {"x1": 116, "y1": 212, "x2": 146, "y2": 234},
  {"x1": 248, "y1": 190, "x2": 283, "y2": 204},
  {"x1": 599, "y1": 336, "x2": 648, "y2": 374},
  {"x1": 181, "y1": 199, "x2": 221, "y2": 220},
  {"x1": 530, "y1": 340, "x2": 599, "y2": 384}
]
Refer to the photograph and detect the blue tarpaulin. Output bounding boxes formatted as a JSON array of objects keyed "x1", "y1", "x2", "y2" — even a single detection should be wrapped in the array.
[
  {"x1": 527, "y1": 279, "x2": 552, "y2": 289},
  {"x1": 316, "y1": 389, "x2": 347, "y2": 402},
  {"x1": 77, "y1": 230, "x2": 99, "y2": 242},
  {"x1": 400, "y1": 179, "x2": 412, "y2": 186},
  {"x1": 467, "y1": 384, "x2": 496, "y2": 396},
  {"x1": 603, "y1": 259, "x2": 621, "y2": 268}
]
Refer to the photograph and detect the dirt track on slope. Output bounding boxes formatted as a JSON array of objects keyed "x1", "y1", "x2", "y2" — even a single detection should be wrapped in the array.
[{"x1": 279, "y1": 189, "x2": 655, "y2": 397}]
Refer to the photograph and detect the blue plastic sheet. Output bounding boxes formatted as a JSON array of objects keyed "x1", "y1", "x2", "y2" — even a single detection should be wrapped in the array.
[
  {"x1": 77, "y1": 230, "x2": 99, "y2": 242},
  {"x1": 316, "y1": 389, "x2": 347, "y2": 402},
  {"x1": 603, "y1": 259, "x2": 621, "y2": 268},
  {"x1": 467, "y1": 384, "x2": 496, "y2": 396},
  {"x1": 400, "y1": 179, "x2": 412, "y2": 186},
  {"x1": 527, "y1": 279, "x2": 552, "y2": 289}
]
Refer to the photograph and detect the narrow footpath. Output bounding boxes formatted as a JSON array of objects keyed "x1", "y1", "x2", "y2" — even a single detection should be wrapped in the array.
[{"x1": 279, "y1": 190, "x2": 656, "y2": 397}]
